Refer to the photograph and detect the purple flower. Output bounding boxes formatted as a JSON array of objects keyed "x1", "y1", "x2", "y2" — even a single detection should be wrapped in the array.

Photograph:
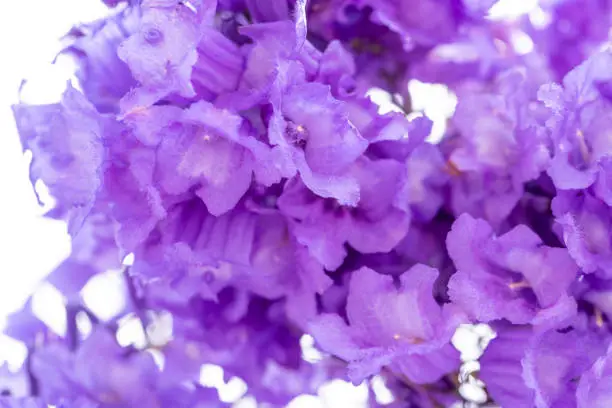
[
  {"x1": 217, "y1": 7, "x2": 370, "y2": 205},
  {"x1": 4, "y1": 300, "x2": 48, "y2": 346},
  {"x1": 402, "y1": 143, "x2": 449, "y2": 222},
  {"x1": 447, "y1": 213, "x2": 579, "y2": 328},
  {"x1": 446, "y1": 68, "x2": 550, "y2": 225},
  {"x1": 355, "y1": 219, "x2": 452, "y2": 280},
  {"x1": 13, "y1": 85, "x2": 105, "y2": 235},
  {"x1": 310, "y1": 265, "x2": 464, "y2": 384},
  {"x1": 309, "y1": 2, "x2": 410, "y2": 90},
  {"x1": 31, "y1": 328, "x2": 157, "y2": 406},
  {"x1": 118, "y1": 0, "x2": 215, "y2": 108},
  {"x1": 63, "y1": 9, "x2": 138, "y2": 113},
  {"x1": 30, "y1": 326, "x2": 227, "y2": 407},
  {"x1": 352, "y1": 99, "x2": 432, "y2": 157},
  {"x1": 538, "y1": 50, "x2": 612, "y2": 191},
  {"x1": 523, "y1": 328, "x2": 608, "y2": 408},
  {"x1": 166, "y1": 100, "x2": 281, "y2": 214},
  {"x1": 15, "y1": 0, "x2": 612, "y2": 405},
  {"x1": 0, "y1": 399, "x2": 49, "y2": 408},
  {"x1": 130, "y1": 193, "x2": 332, "y2": 315},
  {"x1": 191, "y1": 27, "x2": 244, "y2": 98},
  {"x1": 316, "y1": 39, "x2": 358, "y2": 99},
  {"x1": 577, "y1": 343, "x2": 612, "y2": 408},
  {"x1": 350, "y1": 0, "x2": 464, "y2": 47},
  {"x1": 165, "y1": 290, "x2": 323, "y2": 405},
  {"x1": 552, "y1": 191, "x2": 612, "y2": 277},
  {"x1": 268, "y1": 82, "x2": 369, "y2": 205},
  {"x1": 278, "y1": 156, "x2": 410, "y2": 270},
  {"x1": 479, "y1": 322, "x2": 535, "y2": 407},
  {"x1": 244, "y1": 0, "x2": 290, "y2": 23},
  {"x1": 132, "y1": 200, "x2": 256, "y2": 304},
  {"x1": 241, "y1": 212, "x2": 332, "y2": 300},
  {"x1": 594, "y1": 156, "x2": 612, "y2": 206},
  {"x1": 99, "y1": 124, "x2": 167, "y2": 252},
  {"x1": 221, "y1": 3, "x2": 314, "y2": 111}
]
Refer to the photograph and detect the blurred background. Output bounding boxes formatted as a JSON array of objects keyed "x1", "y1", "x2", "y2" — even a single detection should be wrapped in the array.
[
  {"x1": 0, "y1": 0, "x2": 111, "y2": 364},
  {"x1": 0, "y1": 0, "x2": 538, "y2": 406}
]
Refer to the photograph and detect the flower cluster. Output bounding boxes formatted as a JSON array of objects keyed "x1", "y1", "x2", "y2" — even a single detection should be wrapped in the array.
[{"x1": 8, "y1": 0, "x2": 612, "y2": 407}]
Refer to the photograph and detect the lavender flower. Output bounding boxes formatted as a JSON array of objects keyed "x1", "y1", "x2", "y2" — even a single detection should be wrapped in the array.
[
  {"x1": 310, "y1": 265, "x2": 464, "y2": 384},
  {"x1": 447, "y1": 213, "x2": 579, "y2": 329},
  {"x1": 10, "y1": 0, "x2": 612, "y2": 406}
]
